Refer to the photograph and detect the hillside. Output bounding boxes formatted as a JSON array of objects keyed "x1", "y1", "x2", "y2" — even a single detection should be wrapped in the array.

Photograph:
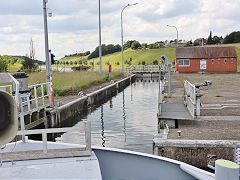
[{"x1": 57, "y1": 43, "x2": 240, "y2": 69}]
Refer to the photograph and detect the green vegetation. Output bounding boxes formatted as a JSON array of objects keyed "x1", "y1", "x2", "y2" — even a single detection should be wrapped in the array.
[
  {"x1": 88, "y1": 44, "x2": 121, "y2": 60},
  {"x1": 28, "y1": 71, "x2": 123, "y2": 96},
  {"x1": 21, "y1": 57, "x2": 38, "y2": 70},
  {"x1": 88, "y1": 48, "x2": 176, "y2": 69},
  {"x1": 224, "y1": 31, "x2": 240, "y2": 44}
]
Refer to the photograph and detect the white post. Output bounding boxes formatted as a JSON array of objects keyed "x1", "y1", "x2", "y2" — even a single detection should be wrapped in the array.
[
  {"x1": 19, "y1": 97, "x2": 26, "y2": 142},
  {"x1": 215, "y1": 159, "x2": 239, "y2": 180}
]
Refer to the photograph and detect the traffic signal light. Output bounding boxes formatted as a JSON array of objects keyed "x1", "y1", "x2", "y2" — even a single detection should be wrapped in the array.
[{"x1": 51, "y1": 53, "x2": 55, "y2": 65}]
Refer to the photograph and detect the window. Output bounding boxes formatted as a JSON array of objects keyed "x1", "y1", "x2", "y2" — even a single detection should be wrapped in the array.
[
  {"x1": 212, "y1": 59, "x2": 214, "y2": 64},
  {"x1": 224, "y1": 58, "x2": 227, "y2": 64},
  {"x1": 231, "y1": 58, "x2": 233, "y2": 64},
  {"x1": 178, "y1": 59, "x2": 190, "y2": 67},
  {"x1": 218, "y1": 58, "x2": 220, "y2": 64}
]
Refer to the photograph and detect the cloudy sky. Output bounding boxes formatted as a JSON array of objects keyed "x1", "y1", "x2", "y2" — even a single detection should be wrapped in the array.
[{"x1": 0, "y1": 0, "x2": 239, "y2": 61}]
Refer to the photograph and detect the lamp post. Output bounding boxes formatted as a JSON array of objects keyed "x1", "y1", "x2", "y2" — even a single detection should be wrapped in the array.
[
  {"x1": 43, "y1": 0, "x2": 50, "y2": 83},
  {"x1": 98, "y1": 0, "x2": 102, "y2": 75},
  {"x1": 121, "y1": 3, "x2": 138, "y2": 72},
  {"x1": 43, "y1": 0, "x2": 54, "y2": 106},
  {"x1": 167, "y1": 25, "x2": 178, "y2": 47}
]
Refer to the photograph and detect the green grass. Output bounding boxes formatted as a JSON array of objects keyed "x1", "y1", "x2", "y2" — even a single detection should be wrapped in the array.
[
  {"x1": 57, "y1": 43, "x2": 240, "y2": 70},
  {"x1": 87, "y1": 48, "x2": 176, "y2": 69},
  {"x1": 28, "y1": 71, "x2": 123, "y2": 96}
]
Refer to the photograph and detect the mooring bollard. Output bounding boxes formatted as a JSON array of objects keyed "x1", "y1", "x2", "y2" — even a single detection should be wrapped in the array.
[{"x1": 215, "y1": 159, "x2": 239, "y2": 180}]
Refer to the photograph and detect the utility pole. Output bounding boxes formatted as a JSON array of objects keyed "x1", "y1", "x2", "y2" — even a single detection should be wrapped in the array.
[
  {"x1": 98, "y1": 0, "x2": 102, "y2": 75},
  {"x1": 43, "y1": 0, "x2": 50, "y2": 83}
]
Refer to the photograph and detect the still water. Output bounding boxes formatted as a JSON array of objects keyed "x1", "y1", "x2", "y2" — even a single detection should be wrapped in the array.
[{"x1": 58, "y1": 79, "x2": 159, "y2": 154}]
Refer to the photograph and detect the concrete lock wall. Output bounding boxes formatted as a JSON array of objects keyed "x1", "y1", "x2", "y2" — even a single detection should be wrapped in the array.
[
  {"x1": 158, "y1": 147, "x2": 235, "y2": 169},
  {"x1": 47, "y1": 75, "x2": 136, "y2": 127}
]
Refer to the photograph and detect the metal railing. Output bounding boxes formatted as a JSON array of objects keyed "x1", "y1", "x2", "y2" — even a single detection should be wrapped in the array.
[
  {"x1": 0, "y1": 73, "x2": 20, "y2": 106},
  {"x1": 184, "y1": 80, "x2": 196, "y2": 118},
  {"x1": 131, "y1": 65, "x2": 161, "y2": 72},
  {"x1": 0, "y1": 121, "x2": 91, "y2": 162},
  {"x1": 235, "y1": 148, "x2": 240, "y2": 166},
  {"x1": 21, "y1": 82, "x2": 50, "y2": 115}
]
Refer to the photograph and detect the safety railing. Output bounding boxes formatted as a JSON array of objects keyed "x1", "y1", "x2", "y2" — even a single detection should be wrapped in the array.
[
  {"x1": 132, "y1": 65, "x2": 161, "y2": 72},
  {"x1": 20, "y1": 82, "x2": 50, "y2": 115},
  {"x1": 0, "y1": 73, "x2": 20, "y2": 106},
  {"x1": 235, "y1": 148, "x2": 240, "y2": 166},
  {"x1": 0, "y1": 121, "x2": 91, "y2": 162},
  {"x1": 184, "y1": 80, "x2": 196, "y2": 118}
]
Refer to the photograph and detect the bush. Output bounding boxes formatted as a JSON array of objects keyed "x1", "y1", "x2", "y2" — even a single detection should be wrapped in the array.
[
  {"x1": 83, "y1": 61, "x2": 88, "y2": 65},
  {"x1": 152, "y1": 60, "x2": 158, "y2": 65},
  {"x1": 105, "y1": 61, "x2": 110, "y2": 66},
  {"x1": 115, "y1": 61, "x2": 120, "y2": 65},
  {"x1": 142, "y1": 61, "x2": 146, "y2": 65},
  {"x1": 0, "y1": 56, "x2": 8, "y2": 72}
]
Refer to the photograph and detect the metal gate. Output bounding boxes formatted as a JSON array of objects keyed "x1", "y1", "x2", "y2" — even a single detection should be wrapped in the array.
[{"x1": 184, "y1": 80, "x2": 196, "y2": 118}]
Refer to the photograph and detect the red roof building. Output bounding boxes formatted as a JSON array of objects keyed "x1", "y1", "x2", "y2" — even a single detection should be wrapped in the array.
[{"x1": 176, "y1": 47, "x2": 238, "y2": 72}]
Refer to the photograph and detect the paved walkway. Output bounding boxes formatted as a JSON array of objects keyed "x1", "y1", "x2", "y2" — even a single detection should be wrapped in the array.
[{"x1": 159, "y1": 72, "x2": 192, "y2": 120}]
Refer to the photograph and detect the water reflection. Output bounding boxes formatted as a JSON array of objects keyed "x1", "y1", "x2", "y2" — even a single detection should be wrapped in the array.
[
  {"x1": 100, "y1": 105, "x2": 105, "y2": 147},
  {"x1": 122, "y1": 90, "x2": 126, "y2": 142},
  {"x1": 58, "y1": 78, "x2": 159, "y2": 154}
]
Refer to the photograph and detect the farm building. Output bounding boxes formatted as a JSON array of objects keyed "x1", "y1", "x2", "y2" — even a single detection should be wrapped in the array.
[{"x1": 176, "y1": 47, "x2": 238, "y2": 72}]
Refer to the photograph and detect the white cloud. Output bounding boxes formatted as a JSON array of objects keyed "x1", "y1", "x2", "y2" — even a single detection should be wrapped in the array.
[{"x1": 0, "y1": 0, "x2": 240, "y2": 61}]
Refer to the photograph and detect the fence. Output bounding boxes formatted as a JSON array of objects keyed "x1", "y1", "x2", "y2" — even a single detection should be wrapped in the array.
[
  {"x1": 20, "y1": 82, "x2": 50, "y2": 115},
  {"x1": 184, "y1": 80, "x2": 196, "y2": 118},
  {"x1": 0, "y1": 73, "x2": 20, "y2": 106},
  {"x1": 131, "y1": 65, "x2": 160, "y2": 72},
  {"x1": 0, "y1": 121, "x2": 91, "y2": 162}
]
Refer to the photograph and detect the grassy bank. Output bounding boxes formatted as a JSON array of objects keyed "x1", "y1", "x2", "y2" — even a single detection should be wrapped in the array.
[
  {"x1": 28, "y1": 71, "x2": 123, "y2": 96},
  {"x1": 57, "y1": 43, "x2": 240, "y2": 70}
]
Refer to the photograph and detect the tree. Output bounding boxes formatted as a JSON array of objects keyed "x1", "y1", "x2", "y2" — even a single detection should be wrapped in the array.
[
  {"x1": 213, "y1": 36, "x2": 220, "y2": 44},
  {"x1": 152, "y1": 60, "x2": 158, "y2": 65},
  {"x1": 207, "y1": 31, "x2": 214, "y2": 44},
  {"x1": 0, "y1": 56, "x2": 8, "y2": 72},
  {"x1": 131, "y1": 41, "x2": 141, "y2": 49},
  {"x1": 141, "y1": 43, "x2": 147, "y2": 49},
  {"x1": 21, "y1": 56, "x2": 36, "y2": 70},
  {"x1": 223, "y1": 31, "x2": 240, "y2": 44}
]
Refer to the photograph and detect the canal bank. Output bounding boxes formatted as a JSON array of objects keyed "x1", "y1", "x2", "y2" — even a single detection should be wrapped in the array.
[
  {"x1": 46, "y1": 74, "x2": 136, "y2": 127},
  {"x1": 154, "y1": 72, "x2": 240, "y2": 170}
]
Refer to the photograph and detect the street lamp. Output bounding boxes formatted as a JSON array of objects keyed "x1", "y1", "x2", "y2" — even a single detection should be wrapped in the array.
[
  {"x1": 121, "y1": 3, "x2": 138, "y2": 72},
  {"x1": 167, "y1": 25, "x2": 178, "y2": 47},
  {"x1": 43, "y1": 0, "x2": 50, "y2": 83},
  {"x1": 98, "y1": 0, "x2": 102, "y2": 75},
  {"x1": 43, "y1": 0, "x2": 54, "y2": 106}
]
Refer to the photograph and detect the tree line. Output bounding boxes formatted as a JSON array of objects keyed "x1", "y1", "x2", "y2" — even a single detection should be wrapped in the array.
[
  {"x1": 64, "y1": 51, "x2": 90, "y2": 58},
  {"x1": 87, "y1": 44, "x2": 121, "y2": 59},
  {"x1": 0, "y1": 55, "x2": 38, "y2": 72}
]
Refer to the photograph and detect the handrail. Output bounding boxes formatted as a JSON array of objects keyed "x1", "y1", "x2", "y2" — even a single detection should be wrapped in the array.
[
  {"x1": 0, "y1": 73, "x2": 20, "y2": 106},
  {"x1": 0, "y1": 121, "x2": 91, "y2": 162},
  {"x1": 21, "y1": 82, "x2": 50, "y2": 115}
]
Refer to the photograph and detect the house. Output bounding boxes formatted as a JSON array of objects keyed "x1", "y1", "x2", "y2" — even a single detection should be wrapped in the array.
[{"x1": 176, "y1": 47, "x2": 238, "y2": 72}]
